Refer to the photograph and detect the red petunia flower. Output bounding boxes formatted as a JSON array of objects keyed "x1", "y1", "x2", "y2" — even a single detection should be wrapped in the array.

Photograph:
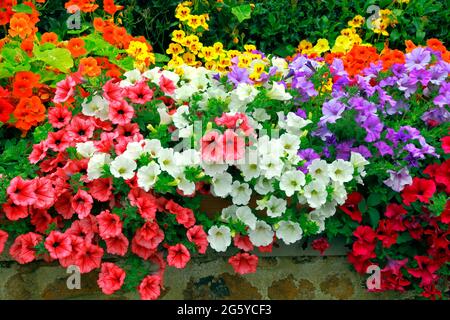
[
  {"x1": 441, "y1": 136, "x2": 450, "y2": 154},
  {"x1": 311, "y1": 237, "x2": 330, "y2": 255},
  {"x1": 9, "y1": 232, "x2": 42, "y2": 264},
  {"x1": 105, "y1": 234, "x2": 129, "y2": 256},
  {"x1": 233, "y1": 233, "x2": 254, "y2": 252},
  {"x1": 339, "y1": 192, "x2": 363, "y2": 223},
  {"x1": 0, "y1": 230, "x2": 8, "y2": 254},
  {"x1": 401, "y1": 178, "x2": 436, "y2": 206},
  {"x1": 71, "y1": 189, "x2": 93, "y2": 219},
  {"x1": 2, "y1": 199, "x2": 29, "y2": 221},
  {"x1": 228, "y1": 253, "x2": 258, "y2": 275}
]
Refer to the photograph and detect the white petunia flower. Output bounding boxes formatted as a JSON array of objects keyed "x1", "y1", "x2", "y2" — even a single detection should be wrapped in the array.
[
  {"x1": 280, "y1": 133, "x2": 300, "y2": 157},
  {"x1": 120, "y1": 69, "x2": 142, "y2": 88},
  {"x1": 310, "y1": 201, "x2": 337, "y2": 219},
  {"x1": 248, "y1": 220, "x2": 274, "y2": 247},
  {"x1": 278, "y1": 112, "x2": 312, "y2": 135},
  {"x1": 235, "y1": 83, "x2": 259, "y2": 102},
  {"x1": 221, "y1": 205, "x2": 238, "y2": 222},
  {"x1": 279, "y1": 170, "x2": 306, "y2": 197},
  {"x1": 331, "y1": 181, "x2": 347, "y2": 205},
  {"x1": 87, "y1": 153, "x2": 111, "y2": 181},
  {"x1": 230, "y1": 181, "x2": 252, "y2": 205},
  {"x1": 123, "y1": 141, "x2": 144, "y2": 160},
  {"x1": 350, "y1": 152, "x2": 369, "y2": 178},
  {"x1": 240, "y1": 159, "x2": 261, "y2": 182},
  {"x1": 137, "y1": 162, "x2": 161, "y2": 192},
  {"x1": 256, "y1": 195, "x2": 286, "y2": 218},
  {"x1": 157, "y1": 104, "x2": 172, "y2": 125},
  {"x1": 254, "y1": 177, "x2": 274, "y2": 195},
  {"x1": 143, "y1": 139, "x2": 162, "y2": 158},
  {"x1": 201, "y1": 162, "x2": 228, "y2": 177},
  {"x1": 81, "y1": 95, "x2": 109, "y2": 120},
  {"x1": 207, "y1": 225, "x2": 232, "y2": 252},
  {"x1": 143, "y1": 67, "x2": 161, "y2": 83},
  {"x1": 260, "y1": 154, "x2": 284, "y2": 179},
  {"x1": 276, "y1": 220, "x2": 303, "y2": 244},
  {"x1": 157, "y1": 148, "x2": 181, "y2": 176},
  {"x1": 175, "y1": 173, "x2": 196, "y2": 196},
  {"x1": 252, "y1": 108, "x2": 270, "y2": 122},
  {"x1": 303, "y1": 180, "x2": 328, "y2": 209},
  {"x1": 308, "y1": 212, "x2": 325, "y2": 233},
  {"x1": 266, "y1": 82, "x2": 292, "y2": 101},
  {"x1": 308, "y1": 159, "x2": 330, "y2": 184},
  {"x1": 211, "y1": 172, "x2": 233, "y2": 198},
  {"x1": 329, "y1": 159, "x2": 354, "y2": 183},
  {"x1": 110, "y1": 155, "x2": 137, "y2": 180},
  {"x1": 76, "y1": 141, "x2": 96, "y2": 158},
  {"x1": 172, "y1": 105, "x2": 190, "y2": 129},
  {"x1": 236, "y1": 206, "x2": 257, "y2": 229}
]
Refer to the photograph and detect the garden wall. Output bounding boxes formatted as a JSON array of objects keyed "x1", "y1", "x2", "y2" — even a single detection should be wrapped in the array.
[{"x1": 0, "y1": 241, "x2": 407, "y2": 300}]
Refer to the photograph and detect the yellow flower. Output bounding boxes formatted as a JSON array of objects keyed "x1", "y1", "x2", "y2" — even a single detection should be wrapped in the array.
[
  {"x1": 218, "y1": 55, "x2": 231, "y2": 68},
  {"x1": 340, "y1": 28, "x2": 356, "y2": 37},
  {"x1": 297, "y1": 40, "x2": 313, "y2": 54},
  {"x1": 348, "y1": 15, "x2": 365, "y2": 28},
  {"x1": 237, "y1": 53, "x2": 252, "y2": 68},
  {"x1": 251, "y1": 61, "x2": 265, "y2": 75},
  {"x1": 166, "y1": 43, "x2": 185, "y2": 56},
  {"x1": 182, "y1": 52, "x2": 197, "y2": 66},
  {"x1": 189, "y1": 41, "x2": 203, "y2": 55},
  {"x1": 126, "y1": 41, "x2": 151, "y2": 61},
  {"x1": 187, "y1": 15, "x2": 202, "y2": 30},
  {"x1": 331, "y1": 35, "x2": 352, "y2": 53},
  {"x1": 168, "y1": 56, "x2": 184, "y2": 69},
  {"x1": 175, "y1": 5, "x2": 191, "y2": 21},
  {"x1": 172, "y1": 30, "x2": 186, "y2": 44},
  {"x1": 199, "y1": 14, "x2": 209, "y2": 30},
  {"x1": 213, "y1": 42, "x2": 224, "y2": 55},
  {"x1": 244, "y1": 44, "x2": 257, "y2": 53},
  {"x1": 205, "y1": 60, "x2": 217, "y2": 70},
  {"x1": 198, "y1": 46, "x2": 217, "y2": 61},
  {"x1": 312, "y1": 39, "x2": 330, "y2": 55},
  {"x1": 226, "y1": 50, "x2": 240, "y2": 59}
]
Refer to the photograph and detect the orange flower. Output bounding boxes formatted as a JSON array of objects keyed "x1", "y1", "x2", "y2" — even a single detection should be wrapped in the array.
[
  {"x1": 41, "y1": 32, "x2": 58, "y2": 44},
  {"x1": 80, "y1": 57, "x2": 101, "y2": 77},
  {"x1": 0, "y1": 0, "x2": 17, "y2": 25},
  {"x1": 65, "y1": 0, "x2": 98, "y2": 13},
  {"x1": 67, "y1": 38, "x2": 87, "y2": 57},
  {"x1": 20, "y1": 37, "x2": 34, "y2": 56},
  {"x1": 380, "y1": 48, "x2": 405, "y2": 70},
  {"x1": 15, "y1": 71, "x2": 41, "y2": 87},
  {"x1": 93, "y1": 17, "x2": 106, "y2": 32},
  {"x1": 13, "y1": 96, "x2": 46, "y2": 134},
  {"x1": 103, "y1": 0, "x2": 123, "y2": 16},
  {"x1": 405, "y1": 40, "x2": 417, "y2": 53},
  {"x1": 8, "y1": 13, "x2": 33, "y2": 39},
  {"x1": 12, "y1": 80, "x2": 33, "y2": 98},
  {"x1": 426, "y1": 38, "x2": 446, "y2": 54}
]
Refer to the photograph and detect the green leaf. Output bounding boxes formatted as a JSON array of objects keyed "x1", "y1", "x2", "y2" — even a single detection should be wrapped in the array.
[
  {"x1": 12, "y1": 3, "x2": 33, "y2": 14},
  {"x1": 367, "y1": 193, "x2": 382, "y2": 207},
  {"x1": 231, "y1": 4, "x2": 252, "y2": 23},
  {"x1": 33, "y1": 47, "x2": 74, "y2": 73},
  {"x1": 154, "y1": 53, "x2": 170, "y2": 63},
  {"x1": 368, "y1": 207, "x2": 380, "y2": 228}
]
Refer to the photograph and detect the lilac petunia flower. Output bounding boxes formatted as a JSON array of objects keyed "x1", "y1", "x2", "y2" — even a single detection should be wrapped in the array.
[
  {"x1": 384, "y1": 168, "x2": 413, "y2": 192},
  {"x1": 227, "y1": 66, "x2": 252, "y2": 87},
  {"x1": 405, "y1": 47, "x2": 431, "y2": 71},
  {"x1": 374, "y1": 141, "x2": 394, "y2": 157}
]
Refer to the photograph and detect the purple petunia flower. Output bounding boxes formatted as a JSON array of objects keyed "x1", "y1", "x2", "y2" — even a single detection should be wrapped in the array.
[
  {"x1": 320, "y1": 99, "x2": 345, "y2": 124},
  {"x1": 405, "y1": 47, "x2": 431, "y2": 71},
  {"x1": 227, "y1": 66, "x2": 252, "y2": 87},
  {"x1": 374, "y1": 141, "x2": 394, "y2": 157},
  {"x1": 362, "y1": 114, "x2": 383, "y2": 142}
]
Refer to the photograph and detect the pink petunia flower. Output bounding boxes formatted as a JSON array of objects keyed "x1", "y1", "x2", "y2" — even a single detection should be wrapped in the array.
[
  {"x1": 71, "y1": 190, "x2": 93, "y2": 219},
  {"x1": 159, "y1": 75, "x2": 176, "y2": 96},
  {"x1": 97, "y1": 210, "x2": 123, "y2": 239},
  {"x1": 138, "y1": 274, "x2": 161, "y2": 300},
  {"x1": 167, "y1": 244, "x2": 190, "y2": 269},
  {"x1": 48, "y1": 105, "x2": 72, "y2": 129},
  {"x1": 44, "y1": 231, "x2": 72, "y2": 260},
  {"x1": 74, "y1": 242, "x2": 103, "y2": 273},
  {"x1": 29, "y1": 141, "x2": 48, "y2": 164},
  {"x1": 228, "y1": 253, "x2": 258, "y2": 275},
  {"x1": 0, "y1": 230, "x2": 8, "y2": 254},
  {"x1": 46, "y1": 130, "x2": 72, "y2": 152},
  {"x1": 67, "y1": 116, "x2": 95, "y2": 142},
  {"x1": 105, "y1": 234, "x2": 129, "y2": 256},
  {"x1": 97, "y1": 262, "x2": 126, "y2": 295},
  {"x1": 102, "y1": 79, "x2": 123, "y2": 103},
  {"x1": 187, "y1": 225, "x2": 209, "y2": 254},
  {"x1": 53, "y1": 77, "x2": 76, "y2": 104},
  {"x1": 126, "y1": 81, "x2": 153, "y2": 104},
  {"x1": 2, "y1": 199, "x2": 29, "y2": 221},
  {"x1": 9, "y1": 232, "x2": 42, "y2": 264},
  {"x1": 109, "y1": 100, "x2": 134, "y2": 125},
  {"x1": 33, "y1": 178, "x2": 55, "y2": 209},
  {"x1": 7, "y1": 176, "x2": 37, "y2": 206}
]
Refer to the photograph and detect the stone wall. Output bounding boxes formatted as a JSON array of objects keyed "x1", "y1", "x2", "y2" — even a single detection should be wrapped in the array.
[{"x1": 0, "y1": 255, "x2": 409, "y2": 300}]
